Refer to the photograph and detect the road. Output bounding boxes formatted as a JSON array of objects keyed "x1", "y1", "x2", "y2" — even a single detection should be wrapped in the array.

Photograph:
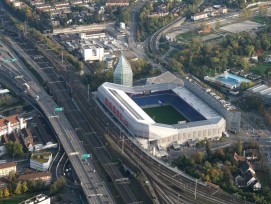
[
  {"x1": 2, "y1": 21, "x2": 139, "y2": 203},
  {"x1": 0, "y1": 36, "x2": 115, "y2": 204}
]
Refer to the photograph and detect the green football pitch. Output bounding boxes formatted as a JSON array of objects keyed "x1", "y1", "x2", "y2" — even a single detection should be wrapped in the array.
[{"x1": 143, "y1": 105, "x2": 188, "y2": 125}]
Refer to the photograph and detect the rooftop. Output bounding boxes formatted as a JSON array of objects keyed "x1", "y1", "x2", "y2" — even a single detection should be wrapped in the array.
[
  {"x1": 19, "y1": 194, "x2": 50, "y2": 204},
  {"x1": 31, "y1": 152, "x2": 52, "y2": 163},
  {"x1": 0, "y1": 115, "x2": 20, "y2": 128},
  {"x1": 0, "y1": 162, "x2": 16, "y2": 169},
  {"x1": 18, "y1": 172, "x2": 52, "y2": 181}
]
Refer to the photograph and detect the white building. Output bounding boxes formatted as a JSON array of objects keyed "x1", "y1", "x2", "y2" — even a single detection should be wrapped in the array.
[
  {"x1": 19, "y1": 194, "x2": 51, "y2": 204},
  {"x1": 96, "y1": 79, "x2": 226, "y2": 148},
  {"x1": 0, "y1": 162, "x2": 16, "y2": 177},
  {"x1": 82, "y1": 44, "x2": 104, "y2": 62},
  {"x1": 79, "y1": 32, "x2": 106, "y2": 40},
  {"x1": 0, "y1": 115, "x2": 26, "y2": 137},
  {"x1": 191, "y1": 12, "x2": 208, "y2": 21},
  {"x1": 30, "y1": 152, "x2": 52, "y2": 172}
]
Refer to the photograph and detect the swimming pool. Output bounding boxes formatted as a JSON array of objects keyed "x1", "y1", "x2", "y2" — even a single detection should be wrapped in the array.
[
  {"x1": 215, "y1": 73, "x2": 251, "y2": 88},
  {"x1": 226, "y1": 73, "x2": 251, "y2": 83}
]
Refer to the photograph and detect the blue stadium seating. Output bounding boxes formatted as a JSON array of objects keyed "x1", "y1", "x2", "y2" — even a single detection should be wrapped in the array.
[{"x1": 130, "y1": 90, "x2": 206, "y2": 122}]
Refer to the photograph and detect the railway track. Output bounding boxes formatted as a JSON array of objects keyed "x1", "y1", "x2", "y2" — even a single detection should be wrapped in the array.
[{"x1": 5, "y1": 29, "x2": 138, "y2": 204}]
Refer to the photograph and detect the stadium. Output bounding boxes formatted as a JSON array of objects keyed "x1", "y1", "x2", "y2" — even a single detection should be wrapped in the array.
[{"x1": 96, "y1": 73, "x2": 226, "y2": 148}]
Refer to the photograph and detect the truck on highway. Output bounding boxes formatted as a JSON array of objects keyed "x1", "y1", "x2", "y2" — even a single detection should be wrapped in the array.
[{"x1": 23, "y1": 83, "x2": 30, "y2": 89}]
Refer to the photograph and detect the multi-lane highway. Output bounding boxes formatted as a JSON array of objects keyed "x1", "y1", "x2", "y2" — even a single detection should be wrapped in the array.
[
  {"x1": 0, "y1": 37, "x2": 115, "y2": 204},
  {"x1": 2, "y1": 23, "x2": 139, "y2": 203}
]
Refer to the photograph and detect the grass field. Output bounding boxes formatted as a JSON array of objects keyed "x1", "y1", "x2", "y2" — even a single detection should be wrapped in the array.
[
  {"x1": 143, "y1": 105, "x2": 187, "y2": 125},
  {"x1": 250, "y1": 16, "x2": 271, "y2": 24},
  {"x1": 251, "y1": 63, "x2": 270, "y2": 75}
]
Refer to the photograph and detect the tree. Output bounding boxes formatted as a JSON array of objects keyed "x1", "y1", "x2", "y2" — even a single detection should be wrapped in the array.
[
  {"x1": 0, "y1": 188, "x2": 3, "y2": 198},
  {"x1": 3, "y1": 187, "x2": 10, "y2": 197},
  {"x1": 8, "y1": 171, "x2": 16, "y2": 182},
  {"x1": 49, "y1": 183, "x2": 57, "y2": 195},
  {"x1": 237, "y1": 139, "x2": 243, "y2": 155},
  {"x1": 192, "y1": 151, "x2": 204, "y2": 164},
  {"x1": 5, "y1": 141, "x2": 23, "y2": 158},
  {"x1": 22, "y1": 181, "x2": 28, "y2": 193},
  {"x1": 205, "y1": 140, "x2": 212, "y2": 156},
  {"x1": 14, "y1": 182, "x2": 22, "y2": 195}
]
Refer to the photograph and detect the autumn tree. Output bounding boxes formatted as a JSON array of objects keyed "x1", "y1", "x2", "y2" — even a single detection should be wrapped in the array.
[
  {"x1": 14, "y1": 182, "x2": 22, "y2": 195},
  {"x1": 22, "y1": 181, "x2": 28, "y2": 193},
  {"x1": 3, "y1": 187, "x2": 10, "y2": 197},
  {"x1": 192, "y1": 151, "x2": 204, "y2": 164}
]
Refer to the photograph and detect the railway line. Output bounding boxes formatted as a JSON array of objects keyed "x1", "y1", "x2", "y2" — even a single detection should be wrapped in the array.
[
  {"x1": 3, "y1": 28, "x2": 138, "y2": 204},
  {"x1": 0, "y1": 10, "x2": 255, "y2": 204},
  {"x1": 29, "y1": 34, "x2": 253, "y2": 203}
]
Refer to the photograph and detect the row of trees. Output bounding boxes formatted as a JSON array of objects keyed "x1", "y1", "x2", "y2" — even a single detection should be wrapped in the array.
[
  {"x1": 4, "y1": 0, "x2": 51, "y2": 31},
  {"x1": 0, "y1": 171, "x2": 47, "y2": 198},
  {"x1": 1, "y1": 172, "x2": 66, "y2": 199}
]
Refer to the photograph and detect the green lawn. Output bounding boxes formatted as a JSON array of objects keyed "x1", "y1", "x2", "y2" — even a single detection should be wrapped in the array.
[
  {"x1": 250, "y1": 16, "x2": 271, "y2": 24},
  {"x1": 143, "y1": 105, "x2": 187, "y2": 125},
  {"x1": 250, "y1": 63, "x2": 271, "y2": 75},
  {"x1": 176, "y1": 30, "x2": 213, "y2": 42}
]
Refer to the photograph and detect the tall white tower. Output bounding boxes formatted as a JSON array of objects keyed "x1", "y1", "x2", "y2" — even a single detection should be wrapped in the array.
[{"x1": 113, "y1": 53, "x2": 133, "y2": 87}]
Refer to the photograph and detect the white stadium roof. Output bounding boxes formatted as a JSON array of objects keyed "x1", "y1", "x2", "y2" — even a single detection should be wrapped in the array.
[{"x1": 100, "y1": 82, "x2": 220, "y2": 127}]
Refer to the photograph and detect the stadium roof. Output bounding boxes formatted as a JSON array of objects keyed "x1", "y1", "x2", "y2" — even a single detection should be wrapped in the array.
[
  {"x1": 100, "y1": 82, "x2": 222, "y2": 132},
  {"x1": 146, "y1": 71, "x2": 184, "y2": 85}
]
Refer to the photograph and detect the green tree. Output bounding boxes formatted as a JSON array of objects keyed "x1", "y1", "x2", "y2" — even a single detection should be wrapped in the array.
[
  {"x1": 49, "y1": 183, "x2": 57, "y2": 195},
  {"x1": 14, "y1": 182, "x2": 22, "y2": 195},
  {"x1": 237, "y1": 139, "x2": 243, "y2": 155},
  {"x1": 5, "y1": 141, "x2": 23, "y2": 158},
  {"x1": 192, "y1": 151, "x2": 204, "y2": 164},
  {"x1": 22, "y1": 181, "x2": 28, "y2": 193},
  {"x1": 205, "y1": 140, "x2": 212, "y2": 156}
]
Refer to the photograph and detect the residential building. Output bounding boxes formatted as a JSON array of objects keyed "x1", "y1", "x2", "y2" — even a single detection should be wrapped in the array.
[
  {"x1": 82, "y1": 44, "x2": 104, "y2": 61},
  {"x1": 18, "y1": 172, "x2": 52, "y2": 185},
  {"x1": 0, "y1": 115, "x2": 26, "y2": 137},
  {"x1": 79, "y1": 31, "x2": 106, "y2": 40},
  {"x1": 0, "y1": 162, "x2": 16, "y2": 177},
  {"x1": 106, "y1": 0, "x2": 129, "y2": 7},
  {"x1": 191, "y1": 12, "x2": 208, "y2": 21},
  {"x1": 19, "y1": 194, "x2": 51, "y2": 204},
  {"x1": 30, "y1": 152, "x2": 52, "y2": 172},
  {"x1": 21, "y1": 128, "x2": 34, "y2": 149},
  {"x1": 148, "y1": 12, "x2": 169, "y2": 18},
  {"x1": 113, "y1": 53, "x2": 133, "y2": 87},
  {"x1": 234, "y1": 155, "x2": 261, "y2": 191}
]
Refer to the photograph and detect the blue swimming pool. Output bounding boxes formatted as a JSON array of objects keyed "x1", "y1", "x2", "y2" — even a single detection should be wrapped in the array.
[
  {"x1": 215, "y1": 73, "x2": 251, "y2": 88},
  {"x1": 226, "y1": 73, "x2": 251, "y2": 82}
]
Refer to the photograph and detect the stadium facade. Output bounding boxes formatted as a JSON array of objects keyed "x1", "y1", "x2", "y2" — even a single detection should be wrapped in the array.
[{"x1": 96, "y1": 72, "x2": 241, "y2": 148}]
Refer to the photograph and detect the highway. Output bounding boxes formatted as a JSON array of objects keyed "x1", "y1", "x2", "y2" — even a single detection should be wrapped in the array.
[
  {"x1": 0, "y1": 36, "x2": 115, "y2": 204},
  {"x1": 2, "y1": 24, "x2": 138, "y2": 203}
]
